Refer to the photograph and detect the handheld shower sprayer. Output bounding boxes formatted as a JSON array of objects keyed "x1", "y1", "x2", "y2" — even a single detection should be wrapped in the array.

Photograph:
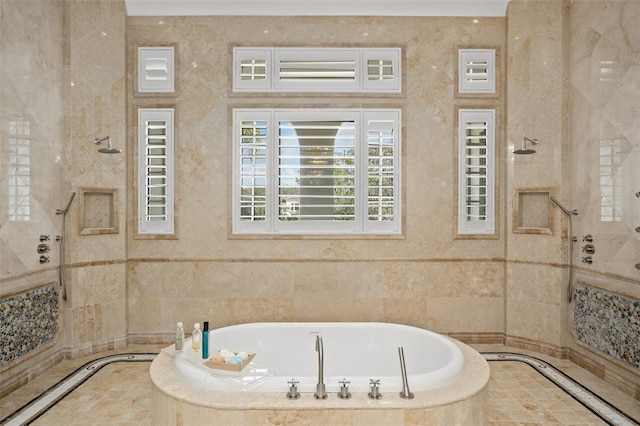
[
  {"x1": 514, "y1": 137, "x2": 538, "y2": 155},
  {"x1": 94, "y1": 136, "x2": 121, "y2": 154}
]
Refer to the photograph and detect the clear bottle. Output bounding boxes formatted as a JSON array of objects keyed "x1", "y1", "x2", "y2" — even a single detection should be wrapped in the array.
[
  {"x1": 175, "y1": 322, "x2": 184, "y2": 351},
  {"x1": 202, "y1": 321, "x2": 210, "y2": 359},
  {"x1": 191, "y1": 323, "x2": 201, "y2": 352}
]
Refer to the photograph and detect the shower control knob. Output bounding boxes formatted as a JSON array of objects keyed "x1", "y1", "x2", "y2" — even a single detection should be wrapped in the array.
[
  {"x1": 39, "y1": 255, "x2": 50, "y2": 264},
  {"x1": 636, "y1": 264, "x2": 640, "y2": 270},
  {"x1": 582, "y1": 234, "x2": 593, "y2": 242},
  {"x1": 40, "y1": 234, "x2": 50, "y2": 242},
  {"x1": 635, "y1": 227, "x2": 640, "y2": 233},
  {"x1": 37, "y1": 243, "x2": 50, "y2": 254},
  {"x1": 582, "y1": 256, "x2": 593, "y2": 265},
  {"x1": 636, "y1": 191, "x2": 640, "y2": 198},
  {"x1": 582, "y1": 244, "x2": 596, "y2": 255}
]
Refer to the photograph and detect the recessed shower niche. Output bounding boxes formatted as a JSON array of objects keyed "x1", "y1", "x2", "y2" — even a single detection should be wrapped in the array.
[
  {"x1": 80, "y1": 188, "x2": 118, "y2": 235},
  {"x1": 513, "y1": 188, "x2": 554, "y2": 235}
]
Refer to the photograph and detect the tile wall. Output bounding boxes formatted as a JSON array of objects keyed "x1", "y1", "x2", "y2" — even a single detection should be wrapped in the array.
[{"x1": 0, "y1": 0, "x2": 638, "y2": 400}]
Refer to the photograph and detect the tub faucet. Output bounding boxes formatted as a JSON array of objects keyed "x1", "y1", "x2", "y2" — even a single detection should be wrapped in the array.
[{"x1": 314, "y1": 335, "x2": 327, "y2": 399}]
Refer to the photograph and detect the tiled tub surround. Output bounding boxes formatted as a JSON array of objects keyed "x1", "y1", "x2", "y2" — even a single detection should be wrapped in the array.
[
  {"x1": 150, "y1": 339, "x2": 489, "y2": 425},
  {"x1": 0, "y1": 285, "x2": 59, "y2": 366},
  {"x1": 573, "y1": 285, "x2": 640, "y2": 370}
]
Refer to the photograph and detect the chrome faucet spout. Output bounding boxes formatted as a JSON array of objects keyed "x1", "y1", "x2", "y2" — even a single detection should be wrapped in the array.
[{"x1": 314, "y1": 335, "x2": 327, "y2": 399}]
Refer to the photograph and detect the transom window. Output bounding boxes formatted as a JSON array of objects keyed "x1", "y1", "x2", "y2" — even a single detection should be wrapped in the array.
[
  {"x1": 233, "y1": 109, "x2": 401, "y2": 235},
  {"x1": 233, "y1": 47, "x2": 402, "y2": 93}
]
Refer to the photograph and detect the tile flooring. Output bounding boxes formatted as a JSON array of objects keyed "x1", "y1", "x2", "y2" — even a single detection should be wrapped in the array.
[{"x1": 1, "y1": 345, "x2": 639, "y2": 425}]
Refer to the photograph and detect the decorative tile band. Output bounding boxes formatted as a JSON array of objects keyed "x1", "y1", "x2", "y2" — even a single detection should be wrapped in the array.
[
  {"x1": 574, "y1": 284, "x2": 640, "y2": 370},
  {"x1": 484, "y1": 353, "x2": 638, "y2": 426},
  {"x1": 2, "y1": 353, "x2": 638, "y2": 426},
  {"x1": 1, "y1": 353, "x2": 156, "y2": 425},
  {"x1": 0, "y1": 285, "x2": 59, "y2": 366}
]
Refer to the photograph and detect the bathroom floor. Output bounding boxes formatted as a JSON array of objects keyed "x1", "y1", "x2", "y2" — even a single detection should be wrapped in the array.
[{"x1": 1, "y1": 345, "x2": 638, "y2": 426}]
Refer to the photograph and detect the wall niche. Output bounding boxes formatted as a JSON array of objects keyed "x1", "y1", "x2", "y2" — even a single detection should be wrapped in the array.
[{"x1": 80, "y1": 187, "x2": 118, "y2": 235}]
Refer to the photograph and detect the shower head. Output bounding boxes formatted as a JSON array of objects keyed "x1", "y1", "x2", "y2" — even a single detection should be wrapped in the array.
[
  {"x1": 94, "y1": 136, "x2": 121, "y2": 154},
  {"x1": 514, "y1": 137, "x2": 538, "y2": 155}
]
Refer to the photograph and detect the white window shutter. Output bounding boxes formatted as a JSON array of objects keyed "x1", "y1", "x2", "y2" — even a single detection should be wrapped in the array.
[
  {"x1": 138, "y1": 108, "x2": 174, "y2": 234},
  {"x1": 458, "y1": 49, "x2": 495, "y2": 94},
  {"x1": 458, "y1": 109, "x2": 495, "y2": 234},
  {"x1": 138, "y1": 47, "x2": 175, "y2": 93},
  {"x1": 233, "y1": 47, "x2": 402, "y2": 93}
]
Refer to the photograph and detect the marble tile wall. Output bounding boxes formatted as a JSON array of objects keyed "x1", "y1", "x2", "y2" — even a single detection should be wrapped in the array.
[
  {"x1": 1, "y1": 0, "x2": 638, "y2": 399},
  {"x1": 0, "y1": 0, "x2": 128, "y2": 395},
  {"x1": 125, "y1": 15, "x2": 508, "y2": 339},
  {"x1": 565, "y1": 0, "x2": 640, "y2": 372}
]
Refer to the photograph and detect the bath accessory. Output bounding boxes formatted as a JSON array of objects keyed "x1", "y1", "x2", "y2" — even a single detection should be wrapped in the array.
[
  {"x1": 313, "y1": 335, "x2": 327, "y2": 399},
  {"x1": 175, "y1": 322, "x2": 184, "y2": 351},
  {"x1": 56, "y1": 192, "x2": 76, "y2": 300},
  {"x1": 93, "y1": 136, "x2": 121, "y2": 154},
  {"x1": 191, "y1": 323, "x2": 201, "y2": 353},
  {"x1": 286, "y1": 379, "x2": 300, "y2": 400},
  {"x1": 338, "y1": 379, "x2": 351, "y2": 400},
  {"x1": 368, "y1": 379, "x2": 382, "y2": 399},
  {"x1": 37, "y1": 243, "x2": 50, "y2": 254},
  {"x1": 549, "y1": 195, "x2": 578, "y2": 302},
  {"x1": 398, "y1": 347, "x2": 414, "y2": 399},
  {"x1": 513, "y1": 137, "x2": 538, "y2": 154},
  {"x1": 202, "y1": 321, "x2": 210, "y2": 359}
]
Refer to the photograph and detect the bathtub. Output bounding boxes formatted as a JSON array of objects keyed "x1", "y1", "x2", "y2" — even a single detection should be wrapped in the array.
[
  {"x1": 150, "y1": 322, "x2": 490, "y2": 425},
  {"x1": 172, "y1": 322, "x2": 463, "y2": 393}
]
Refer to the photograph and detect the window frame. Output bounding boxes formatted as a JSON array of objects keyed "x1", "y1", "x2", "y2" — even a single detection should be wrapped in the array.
[
  {"x1": 137, "y1": 107, "x2": 175, "y2": 235},
  {"x1": 233, "y1": 47, "x2": 402, "y2": 94},
  {"x1": 457, "y1": 108, "x2": 495, "y2": 236},
  {"x1": 232, "y1": 108, "x2": 402, "y2": 236}
]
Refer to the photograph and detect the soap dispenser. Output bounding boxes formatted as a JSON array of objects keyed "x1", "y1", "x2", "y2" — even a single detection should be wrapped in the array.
[
  {"x1": 202, "y1": 321, "x2": 210, "y2": 359},
  {"x1": 191, "y1": 323, "x2": 201, "y2": 352}
]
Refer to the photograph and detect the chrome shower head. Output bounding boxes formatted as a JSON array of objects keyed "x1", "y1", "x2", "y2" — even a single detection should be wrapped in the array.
[
  {"x1": 94, "y1": 136, "x2": 121, "y2": 154},
  {"x1": 514, "y1": 137, "x2": 538, "y2": 154}
]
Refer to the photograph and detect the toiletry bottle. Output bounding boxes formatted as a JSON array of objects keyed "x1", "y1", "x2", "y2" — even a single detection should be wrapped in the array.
[
  {"x1": 191, "y1": 322, "x2": 201, "y2": 352},
  {"x1": 175, "y1": 322, "x2": 184, "y2": 351},
  {"x1": 202, "y1": 321, "x2": 210, "y2": 359}
]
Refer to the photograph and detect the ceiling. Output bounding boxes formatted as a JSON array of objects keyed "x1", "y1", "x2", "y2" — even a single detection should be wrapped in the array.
[{"x1": 124, "y1": 0, "x2": 510, "y2": 17}]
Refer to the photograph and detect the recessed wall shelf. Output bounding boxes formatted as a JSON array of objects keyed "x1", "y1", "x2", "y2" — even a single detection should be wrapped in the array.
[
  {"x1": 513, "y1": 188, "x2": 554, "y2": 235},
  {"x1": 80, "y1": 188, "x2": 118, "y2": 235}
]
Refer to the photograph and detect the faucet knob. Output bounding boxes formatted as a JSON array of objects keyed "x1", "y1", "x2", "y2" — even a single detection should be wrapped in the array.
[
  {"x1": 368, "y1": 379, "x2": 382, "y2": 400},
  {"x1": 286, "y1": 378, "x2": 300, "y2": 400},
  {"x1": 338, "y1": 378, "x2": 351, "y2": 400}
]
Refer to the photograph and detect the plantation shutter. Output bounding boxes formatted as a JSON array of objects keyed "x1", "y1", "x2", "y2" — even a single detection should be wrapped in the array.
[
  {"x1": 458, "y1": 109, "x2": 494, "y2": 234},
  {"x1": 138, "y1": 108, "x2": 174, "y2": 234},
  {"x1": 458, "y1": 49, "x2": 496, "y2": 94}
]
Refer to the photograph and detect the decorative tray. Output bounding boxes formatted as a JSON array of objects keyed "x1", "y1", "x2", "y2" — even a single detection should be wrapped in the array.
[{"x1": 204, "y1": 353, "x2": 256, "y2": 372}]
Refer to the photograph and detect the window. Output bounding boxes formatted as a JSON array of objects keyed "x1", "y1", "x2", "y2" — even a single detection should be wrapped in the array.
[
  {"x1": 233, "y1": 47, "x2": 401, "y2": 93},
  {"x1": 138, "y1": 108, "x2": 174, "y2": 234},
  {"x1": 233, "y1": 109, "x2": 401, "y2": 235},
  {"x1": 8, "y1": 119, "x2": 31, "y2": 221},
  {"x1": 458, "y1": 109, "x2": 495, "y2": 235},
  {"x1": 458, "y1": 49, "x2": 496, "y2": 94},
  {"x1": 137, "y1": 46, "x2": 175, "y2": 93}
]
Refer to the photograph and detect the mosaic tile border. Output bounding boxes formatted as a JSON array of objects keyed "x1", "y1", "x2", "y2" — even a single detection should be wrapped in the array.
[
  {"x1": 2, "y1": 352, "x2": 638, "y2": 426},
  {"x1": 484, "y1": 353, "x2": 638, "y2": 426},
  {"x1": 0, "y1": 353, "x2": 156, "y2": 426},
  {"x1": 0, "y1": 285, "x2": 59, "y2": 367},
  {"x1": 573, "y1": 285, "x2": 640, "y2": 369}
]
